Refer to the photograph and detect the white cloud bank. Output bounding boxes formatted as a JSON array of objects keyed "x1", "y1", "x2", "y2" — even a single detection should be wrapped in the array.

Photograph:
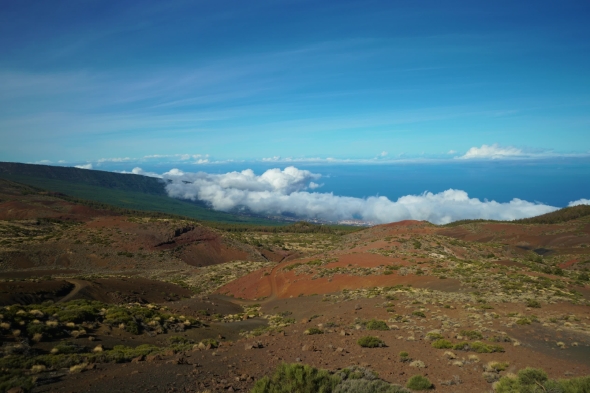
[
  {"x1": 569, "y1": 199, "x2": 590, "y2": 207},
  {"x1": 131, "y1": 166, "x2": 565, "y2": 225},
  {"x1": 74, "y1": 163, "x2": 93, "y2": 170},
  {"x1": 458, "y1": 144, "x2": 524, "y2": 160}
]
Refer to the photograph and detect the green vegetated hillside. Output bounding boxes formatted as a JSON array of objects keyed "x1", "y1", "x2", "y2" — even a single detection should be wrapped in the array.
[
  {"x1": 0, "y1": 162, "x2": 279, "y2": 225},
  {"x1": 0, "y1": 162, "x2": 166, "y2": 195},
  {"x1": 515, "y1": 204, "x2": 590, "y2": 224},
  {"x1": 443, "y1": 205, "x2": 590, "y2": 227}
]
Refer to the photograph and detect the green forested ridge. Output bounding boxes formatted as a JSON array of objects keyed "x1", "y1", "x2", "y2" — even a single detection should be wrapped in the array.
[
  {"x1": 0, "y1": 162, "x2": 166, "y2": 195},
  {"x1": 514, "y1": 204, "x2": 590, "y2": 224},
  {"x1": 442, "y1": 205, "x2": 590, "y2": 227},
  {"x1": 0, "y1": 163, "x2": 279, "y2": 225}
]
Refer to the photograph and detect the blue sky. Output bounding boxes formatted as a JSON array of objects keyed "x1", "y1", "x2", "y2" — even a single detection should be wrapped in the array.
[{"x1": 1, "y1": 0, "x2": 589, "y2": 165}]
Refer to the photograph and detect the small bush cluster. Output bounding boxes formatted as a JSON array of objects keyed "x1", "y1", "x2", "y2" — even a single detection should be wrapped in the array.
[
  {"x1": 305, "y1": 328, "x2": 324, "y2": 335},
  {"x1": 451, "y1": 341, "x2": 504, "y2": 353},
  {"x1": 250, "y1": 363, "x2": 411, "y2": 393},
  {"x1": 460, "y1": 330, "x2": 483, "y2": 340},
  {"x1": 431, "y1": 339, "x2": 453, "y2": 349},
  {"x1": 495, "y1": 367, "x2": 590, "y2": 393},
  {"x1": 357, "y1": 336, "x2": 385, "y2": 348},
  {"x1": 364, "y1": 319, "x2": 389, "y2": 331},
  {"x1": 0, "y1": 300, "x2": 201, "y2": 340},
  {"x1": 405, "y1": 375, "x2": 432, "y2": 390}
]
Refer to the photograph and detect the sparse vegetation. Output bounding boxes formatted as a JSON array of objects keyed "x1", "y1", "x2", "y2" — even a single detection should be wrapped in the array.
[
  {"x1": 357, "y1": 336, "x2": 385, "y2": 348},
  {"x1": 405, "y1": 375, "x2": 432, "y2": 390},
  {"x1": 495, "y1": 367, "x2": 590, "y2": 393}
]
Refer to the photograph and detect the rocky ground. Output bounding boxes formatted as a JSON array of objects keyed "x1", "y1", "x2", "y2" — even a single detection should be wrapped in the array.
[{"x1": 0, "y1": 179, "x2": 589, "y2": 392}]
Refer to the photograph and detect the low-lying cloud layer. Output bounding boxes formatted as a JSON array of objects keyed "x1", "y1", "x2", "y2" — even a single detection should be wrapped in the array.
[
  {"x1": 125, "y1": 166, "x2": 577, "y2": 225},
  {"x1": 457, "y1": 144, "x2": 524, "y2": 159}
]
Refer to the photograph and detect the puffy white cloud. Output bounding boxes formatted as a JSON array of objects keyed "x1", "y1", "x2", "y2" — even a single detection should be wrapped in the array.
[
  {"x1": 157, "y1": 166, "x2": 558, "y2": 225},
  {"x1": 569, "y1": 199, "x2": 590, "y2": 206},
  {"x1": 458, "y1": 144, "x2": 524, "y2": 159},
  {"x1": 379, "y1": 151, "x2": 388, "y2": 157},
  {"x1": 74, "y1": 163, "x2": 93, "y2": 169}
]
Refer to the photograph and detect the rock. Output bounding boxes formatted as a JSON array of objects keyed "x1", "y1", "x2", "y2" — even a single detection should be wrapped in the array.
[
  {"x1": 339, "y1": 330, "x2": 349, "y2": 336},
  {"x1": 301, "y1": 318, "x2": 310, "y2": 324},
  {"x1": 167, "y1": 357, "x2": 188, "y2": 365},
  {"x1": 131, "y1": 355, "x2": 145, "y2": 363},
  {"x1": 302, "y1": 344, "x2": 316, "y2": 352},
  {"x1": 336, "y1": 347, "x2": 345, "y2": 352},
  {"x1": 146, "y1": 354, "x2": 161, "y2": 362},
  {"x1": 6, "y1": 387, "x2": 25, "y2": 393},
  {"x1": 92, "y1": 344, "x2": 104, "y2": 353},
  {"x1": 355, "y1": 304, "x2": 362, "y2": 310},
  {"x1": 245, "y1": 341, "x2": 263, "y2": 350}
]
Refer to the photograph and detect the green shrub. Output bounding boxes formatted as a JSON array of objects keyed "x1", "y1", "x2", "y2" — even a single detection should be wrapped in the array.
[
  {"x1": 470, "y1": 341, "x2": 504, "y2": 353},
  {"x1": 251, "y1": 363, "x2": 339, "y2": 393},
  {"x1": 405, "y1": 375, "x2": 432, "y2": 390},
  {"x1": 0, "y1": 370, "x2": 35, "y2": 393},
  {"x1": 452, "y1": 342, "x2": 470, "y2": 351},
  {"x1": 199, "y1": 338, "x2": 219, "y2": 348},
  {"x1": 525, "y1": 299, "x2": 541, "y2": 308},
  {"x1": 425, "y1": 332, "x2": 443, "y2": 341},
  {"x1": 412, "y1": 311, "x2": 426, "y2": 318},
  {"x1": 431, "y1": 339, "x2": 453, "y2": 349},
  {"x1": 334, "y1": 378, "x2": 410, "y2": 393},
  {"x1": 52, "y1": 341, "x2": 89, "y2": 354},
  {"x1": 306, "y1": 328, "x2": 324, "y2": 335},
  {"x1": 365, "y1": 319, "x2": 389, "y2": 331},
  {"x1": 357, "y1": 336, "x2": 385, "y2": 348},
  {"x1": 460, "y1": 330, "x2": 483, "y2": 340}
]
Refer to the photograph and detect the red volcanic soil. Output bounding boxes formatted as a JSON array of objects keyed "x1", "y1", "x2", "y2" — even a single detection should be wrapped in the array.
[
  {"x1": 38, "y1": 293, "x2": 590, "y2": 393},
  {"x1": 437, "y1": 222, "x2": 590, "y2": 255},
  {"x1": 218, "y1": 248, "x2": 464, "y2": 300}
]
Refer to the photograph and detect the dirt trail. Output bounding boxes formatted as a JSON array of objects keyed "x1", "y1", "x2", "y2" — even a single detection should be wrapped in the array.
[{"x1": 57, "y1": 279, "x2": 89, "y2": 303}]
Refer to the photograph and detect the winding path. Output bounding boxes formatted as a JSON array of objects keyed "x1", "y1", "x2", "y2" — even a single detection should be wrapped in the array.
[{"x1": 58, "y1": 279, "x2": 90, "y2": 303}]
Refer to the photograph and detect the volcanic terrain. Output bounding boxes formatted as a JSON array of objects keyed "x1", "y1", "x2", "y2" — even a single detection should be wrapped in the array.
[{"x1": 0, "y1": 178, "x2": 589, "y2": 392}]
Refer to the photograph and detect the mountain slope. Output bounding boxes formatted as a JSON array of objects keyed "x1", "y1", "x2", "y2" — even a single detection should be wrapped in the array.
[{"x1": 0, "y1": 162, "x2": 279, "y2": 224}]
